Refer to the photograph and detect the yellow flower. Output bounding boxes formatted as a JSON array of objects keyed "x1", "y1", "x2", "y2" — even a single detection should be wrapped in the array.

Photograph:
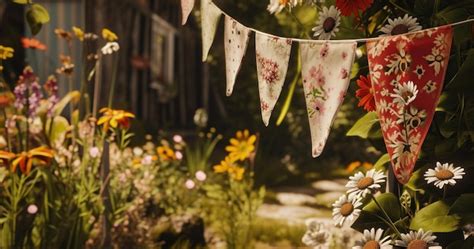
[
  {"x1": 10, "y1": 147, "x2": 54, "y2": 175},
  {"x1": 97, "y1": 108, "x2": 135, "y2": 132},
  {"x1": 228, "y1": 165, "x2": 245, "y2": 181},
  {"x1": 157, "y1": 146, "x2": 175, "y2": 161},
  {"x1": 102, "y1": 28, "x2": 118, "y2": 41},
  {"x1": 225, "y1": 129, "x2": 256, "y2": 161},
  {"x1": 213, "y1": 156, "x2": 245, "y2": 181},
  {"x1": 0, "y1": 45, "x2": 14, "y2": 60},
  {"x1": 72, "y1": 26, "x2": 84, "y2": 41}
]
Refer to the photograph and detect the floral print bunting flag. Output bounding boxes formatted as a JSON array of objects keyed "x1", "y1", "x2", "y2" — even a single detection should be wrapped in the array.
[
  {"x1": 201, "y1": 0, "x2": 222, "y2": 61},
  {"x1": 300, "y1": 41, "x2": 357, "y2": 158},
  {"x1": 256, "y1": 34, "x2": 292, "y2": 126},
  {"x1": 366, "y1": 25, "x2": 453, "y2": 184},
  {"x1": 181, "y1": 0, "x2": 195, "y2": 25},
  {"x1": 224, "y1": 16, "x2": 251, "y2": 96}
]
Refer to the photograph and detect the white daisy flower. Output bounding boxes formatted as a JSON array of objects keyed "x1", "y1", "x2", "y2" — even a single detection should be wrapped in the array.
[
  {"x1": 312, "y1": 6, "x2": 341, "y2": 40},
  {"x1": 380, "y1": 14, "x2": 422, "y2": 36},
  {"x1": 353, "y1": 228, "x2": 393, "y2": 249},
  {"x1": 302, "y1": 219, "x2": 330, "y2": 248},
  {"x1": 395, "y1": 229, "x2": 438, "y2": 248},
  {"x1": 390, "y1": 81, "x2": 419, "y2": 107},
  {"x1": 332, "y1": 194, "x2": 363, "y2": 227},
  {"x1": 424, "y1": 162, "x2": 465, "y2": 189},
  {"x1": 267, "y1": 0, "x2": 300, "y2": 14},
  {"x1": 101, "y1": 42, "x2": 120, "y2": 55},
  {"x1": 346, "y1": 169, "x2": 386, "y2": 199}
]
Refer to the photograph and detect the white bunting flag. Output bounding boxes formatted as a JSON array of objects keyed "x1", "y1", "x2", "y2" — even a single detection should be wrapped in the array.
[
  {"x1": 255, "y1": 34, "x2": 292, "y2": 126},
  {"x1": 201, "y1": 0, "x2": 222, "y2": 61},
  {"x1": 224, "y1": 16, "x2": 251, "y2": 96},
  {"x1": 181, "y1": 0, "x2": 195, "y2": 25},
  {"x1": 300, "y1": 41, "x2": 356, "y2": 157}
]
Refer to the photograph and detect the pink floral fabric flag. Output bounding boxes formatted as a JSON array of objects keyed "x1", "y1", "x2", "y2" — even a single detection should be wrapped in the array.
[
  {"x1": 300, "y1": 41, "x2": 357, "y2": 158},
  {"x1": 256, "y1": 34, "x2": 292, "y2": 126},
  {"x1": 181, "y1": 0, "x2": 195, "y2": 25},
  {"x1": 224, "y1": 16, "x2": 251, "y2": 96},
  {"x1": 201, "y1": 0, "x2": 222, "y2": 61},
  {"x1": 367, "y1": 25, "x2": 453, "y2": 184}
]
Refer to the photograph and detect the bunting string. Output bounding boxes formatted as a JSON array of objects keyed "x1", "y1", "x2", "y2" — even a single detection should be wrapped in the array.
[
  {"x1": 204, "y1": 2, "x2": 474, "y2": 43},
  {"x1": 180, "y1": 0, "x2": 473, "y2": 183}
]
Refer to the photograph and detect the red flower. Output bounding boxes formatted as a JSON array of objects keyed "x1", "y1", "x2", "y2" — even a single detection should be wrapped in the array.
[
  {"x1": 336, "y1": 0, "x2": 373, "y2": 16},
  {"x1": 356, "y1": 75, "x2": 375, "y2": 112},
  {"x1": 21, "y1": 37, "x2": 47, "y2": 51}
]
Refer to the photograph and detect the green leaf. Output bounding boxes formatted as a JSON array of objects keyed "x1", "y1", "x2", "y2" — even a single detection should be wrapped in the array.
[
  {"x1": 449, "y1": 194, "x2": 474, "y2": 224},
  {"x1": 13, "y1": 0, "x2": 30, "y2": 4},
  {"x1": 410, "y1": 201, "x2": 460, "y2": 232},
  {"x1": 405, "y1": 165, "x2": 429, "y2": 194},
  {"x1": 46, "y1": 116, "x2": 70, "y2": 143},
  {"x1": 351, "y1": 210, "x2": 387, "y2": 232},
  {"x1": 346, "y1": 112, "x2": 379, "y2": 138},
  {"x1": 364, "y1": 193, "x2": 401, "y2": 221},
  {"x1": 26, "y1": 4, "x2": 50, "y2": 35},
  {"x1": 373, "y1": 153, "x2": 390, "y2": 171},
  {"x1": 53, "y1": 91, "x2": 81, "y2": 116},
  {"x1": 447, "y1": 49, "x2": 474, "y2": 90}
]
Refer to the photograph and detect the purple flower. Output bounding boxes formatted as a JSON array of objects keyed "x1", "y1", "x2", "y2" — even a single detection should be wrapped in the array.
[
  {"x1": 28, "y1": 82, "x2": 43, "y2": 116},
  {"x1": 13, "y1": 83, "x2": 27, "y2": 110}
]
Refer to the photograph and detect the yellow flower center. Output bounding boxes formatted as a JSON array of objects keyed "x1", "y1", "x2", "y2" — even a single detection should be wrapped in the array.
[
  {"x1": 340, "y1": 202, "x2": 354, "y2": 216},
  {"x1": 435, "y1": 169, "x2": 454, "y2": 180},
  {"x1": 363, "y1": 240, "x2": 380, "y2": 249},
  {"x1": 407, "y1": 239, "x2": 428, "y2": 249},
  {"x1": 357, "y1": 177, "x2": 374, "y2": 189}
]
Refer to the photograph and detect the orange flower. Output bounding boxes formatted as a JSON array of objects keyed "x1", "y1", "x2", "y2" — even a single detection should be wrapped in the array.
[
  {"x1": 346, "y1": 161, "x2": 362, "y2": 173},
  {"x1": 54, "y1": 28, "x2": 73, "y2": 40},
  {"x1": 10, "y1": 147, "x2": 54, "y2": 175},
  {"x1": 0, "y1": 93, "x2": 13, "y2": 107},
  {"x1": 0, "y1": 150, "x2": 15, "y2": 167},
  {"x1": 356, "y1": 75, "x2": 375, "y2": 112},
  {"x1": 97, "y1": 108, "x2": 135, "y2": 131},
  {"x1": 336, "y1": 0, "x2": 373, "y2": 16},
  {"x1": 157, "y1": 146, "x2": 175, "y2": 161},
  {"x1": 21, "y1": 37, "x2": 47, "y2": 51}
]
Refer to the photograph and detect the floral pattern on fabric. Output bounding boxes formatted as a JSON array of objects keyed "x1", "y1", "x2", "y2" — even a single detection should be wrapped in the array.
[
  {"x1": 255, "y1": 34, "x2": 292, "y2": 126},
  {"x1": 366, "y1": 25, "x2": 453, "y2": 184},
  {"x1": 201, "y1": 0, "x2": 222, "y2": 61},
  {"x1": 224, "y1": 16, "x2": 251, "y2": 96},
  {"x1": 180, "y1": 0, "x2": 195, "y2": 25},
  {"x1": 300, "y1": 41, "x2": 357, "y2": 158}
]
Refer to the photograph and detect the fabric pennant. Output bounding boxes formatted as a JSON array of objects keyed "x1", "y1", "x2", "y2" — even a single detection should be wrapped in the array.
[
  {"x1": 224, "y1": 16, "x2": 251, "y2": 96},
  {"x1": 201, "y1": 0, "x2": 222, "y2": 61},
  {"x1": 300, "y1": 41, "x2": 357, "y2": 158},
  {"x1": 180, "y1": 0, "x2": 195, "y2": 25},
  {"x1": 255, "y1": 34, "x2": 292, "y2": 126},
  {"x1": 367, "y1": 25, "x2": 453, "y2": 184}
]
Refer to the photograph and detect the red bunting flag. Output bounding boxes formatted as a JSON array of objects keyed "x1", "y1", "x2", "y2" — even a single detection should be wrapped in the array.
[{"x1": 366, "y1": 25, "x2": 453, "y2": 184}]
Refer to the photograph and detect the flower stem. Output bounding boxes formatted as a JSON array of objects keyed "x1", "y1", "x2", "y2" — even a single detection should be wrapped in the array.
[
  {"x1": 443, "y1": 185, "x2": 447, "y2": 200},
  {"x1": 372, "y1": 195, "x2": 402, "y2": 237},
  {"x1": 107, "y1": 53, "x2": 119, "y2": 108}
]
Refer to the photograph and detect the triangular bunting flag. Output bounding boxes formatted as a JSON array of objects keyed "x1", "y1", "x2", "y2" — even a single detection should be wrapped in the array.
[
  {"x1": 201, "y1": 0, "x2": 222, "y2": 61},
  {"x1": 180, "y1": 0, "x2": 195, "y2": 25},
  {"x1": 300, "y1": 41, "x2": 357, "y2": 158},
  {"x1": 366, "y1": 25, "x2": 453, "y2": 184},
  {"x1": 255, "y1": 34, "x2": 292, "y2": 126},
  {"x1": 224, "y1": 16, "x2": 251, "y2": 96}
]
